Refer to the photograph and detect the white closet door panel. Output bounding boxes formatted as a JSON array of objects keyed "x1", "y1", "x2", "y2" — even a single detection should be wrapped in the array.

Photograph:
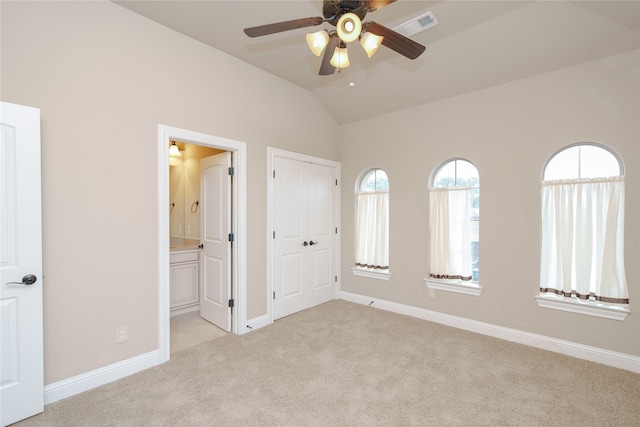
[
  {"x1": 307, "y1": 163, "x2": 336, "y2": 306},
  {"x1": 281, "y1": 254, "x2": 303, "y2": 298},
  {"x1": 273, "y1": 157, "x2": 308, "y2": 319},
  {"x1": 309, "y1": 168, "x2": 333, "y2": 238}
]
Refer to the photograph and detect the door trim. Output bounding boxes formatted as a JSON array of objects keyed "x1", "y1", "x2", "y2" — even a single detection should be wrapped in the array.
[
  {"x1": 158, "y1": 125, "x2": 247, "y2": 363},
  {"x1": 266, "y1": 148, "x2": 341, "y2": 324}
]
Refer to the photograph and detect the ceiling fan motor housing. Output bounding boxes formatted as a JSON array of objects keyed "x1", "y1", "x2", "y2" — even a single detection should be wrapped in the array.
[{"x1": 323, "y1": 0, "x2": 367, "y2": 26}]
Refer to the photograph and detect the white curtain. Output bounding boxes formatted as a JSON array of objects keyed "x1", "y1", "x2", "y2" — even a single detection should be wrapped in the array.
[
  {"x1": 540, "y1": 177, "x2": 628, "y2": 304},
  {"x1": 355, "y1": 192, "x2": 389, "y2": 269},
  {"x1": 429, "y1": 188, "x2": 472, "y2": 281}
]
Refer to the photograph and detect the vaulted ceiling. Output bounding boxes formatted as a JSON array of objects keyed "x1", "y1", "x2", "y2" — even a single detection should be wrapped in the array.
[{"x1": 115, "y1": 1, "x2": 640, "y2": 125}]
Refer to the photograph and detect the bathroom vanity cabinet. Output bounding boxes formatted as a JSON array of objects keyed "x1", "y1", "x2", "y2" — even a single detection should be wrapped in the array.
[{"x1": 170, "y1": 250, "x2": 199, "y2": 310}]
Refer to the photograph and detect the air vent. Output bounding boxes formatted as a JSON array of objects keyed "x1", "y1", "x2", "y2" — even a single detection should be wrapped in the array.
[{"x1": 392, "y1": 11, "x2": 438, "y2": 37}]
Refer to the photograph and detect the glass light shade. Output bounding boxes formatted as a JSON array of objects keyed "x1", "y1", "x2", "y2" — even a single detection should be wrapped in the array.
[
  {"x1": 306, "y1": 30, "x2": 330, "y2": 56},
  {"x1": 336, "y1": 13, "x2": 362, "y2": 43},
  {"x1": 330, "y1": 46, "x2": 350, "y2": 69},
  {"x1": 169, "y1": 142, "x2": 181, "y2": 156},
  {"x1": 360, "y1": 32, "x2": 383, "y2": 58}
]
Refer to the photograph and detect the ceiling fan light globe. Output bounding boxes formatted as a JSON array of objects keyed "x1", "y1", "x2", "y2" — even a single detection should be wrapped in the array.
[
  {"x1": 306, "y1": 30, "x2": 330, "y2": 56},
  {"x1": 330, "y1": 46, "x2": 350, "y2": 69},
  {"x1": 360, "y1": 32, "x2": 384, "y2": 58},
  {"x1": 336, "y1": 13, "x2": 362, "y2": 43}
]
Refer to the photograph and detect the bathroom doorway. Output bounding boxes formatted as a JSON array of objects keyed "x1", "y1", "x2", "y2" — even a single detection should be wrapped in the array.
[
  {"x1": 158, "y1": 125, "x2": 247, "y2": 362},
  {"x1": 169, "y1": 142, "x2": 227, "y2": 353}
]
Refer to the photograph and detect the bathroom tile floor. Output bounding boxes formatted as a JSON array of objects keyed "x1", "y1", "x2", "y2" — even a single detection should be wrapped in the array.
[{"x1": 170, "y1": 310, "x2": 228, "y2": 354}]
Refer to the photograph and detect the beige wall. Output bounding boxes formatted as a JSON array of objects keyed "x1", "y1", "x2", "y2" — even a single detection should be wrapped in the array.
[
  {"x1": 339, "y1": 50, "x2": 640, "y2": 356},
  {"x1": 1, "y1": 1, "x2": 339, "y2": 384}
]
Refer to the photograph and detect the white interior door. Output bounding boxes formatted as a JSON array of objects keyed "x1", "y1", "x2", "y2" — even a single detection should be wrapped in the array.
[
  {"x1": 199, "y1": 152, "x2": 231, "y2": 332},
  {"x1": 306, "y1": 163, "x2": 336, "y2": 307},
  {"x1": 0, "y1": 102, "x2": 43, "y2": 426},
  {"x1": 272, "y1": 156, "x2": 336, "y2": 320}
]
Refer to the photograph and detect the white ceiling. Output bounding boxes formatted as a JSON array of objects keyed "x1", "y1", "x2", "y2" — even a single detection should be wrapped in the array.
[{"x1": 114, "y1": 0, "x2": 640, "y2": 125}]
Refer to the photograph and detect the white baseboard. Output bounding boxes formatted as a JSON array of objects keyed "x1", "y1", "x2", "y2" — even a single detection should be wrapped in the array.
[
  {"x1": 340, "y1": 291, "x2": 640, "y2": 373},
  {"x1": 44, "y1": 314, "x2": 270, "y2": 404},
  {"x1": 44, "y1": 350, "x2": 163, "y2": 404},
  {"x1": 170, "y1": 304, "x2": 199, "y2": 317},
  {"x1": 244, "y1": 313, "x2": 270, "y2": 333}
]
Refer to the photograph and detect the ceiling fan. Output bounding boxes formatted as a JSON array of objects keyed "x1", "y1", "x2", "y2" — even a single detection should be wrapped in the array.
[{"x1": 243, "y1": 0, "x2": 426, "y2": 76}]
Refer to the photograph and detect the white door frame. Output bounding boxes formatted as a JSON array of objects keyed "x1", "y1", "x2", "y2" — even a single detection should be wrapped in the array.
[
  {"x1": 266, "y1": 147, "x2": 341, "y2": 324},
  {"x1": 158, "y1": 125, "x2": 247, "y2": 363}
]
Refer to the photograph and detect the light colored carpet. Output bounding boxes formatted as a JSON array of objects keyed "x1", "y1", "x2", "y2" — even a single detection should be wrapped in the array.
[{"x1": 16, "y1": 300, "x2": 640, "y2": 426}]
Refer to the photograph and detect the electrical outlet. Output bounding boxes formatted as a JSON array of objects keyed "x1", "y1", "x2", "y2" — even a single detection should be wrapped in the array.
[{"x1": 116, "y1": 325, "x2": 128, "y2": 344}]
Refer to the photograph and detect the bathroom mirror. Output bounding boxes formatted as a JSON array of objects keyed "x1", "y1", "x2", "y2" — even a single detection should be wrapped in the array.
[
  {"x1": 169, "y1": 142, "x2": 223, "y2": 245},
  {"x1": 169, "y1": 165, "x2": 185, "y2": 239}
]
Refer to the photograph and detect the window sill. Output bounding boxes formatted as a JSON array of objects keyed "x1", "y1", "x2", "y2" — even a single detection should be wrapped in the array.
[
  {"x1": 535, "y1": 294, "x2": 630, "y2": 321},
  {"x1": 424, "y1": 278, "x2": 482, "y2": 296},
  {"x1": 351, "y1": 267, "x2": 390, "y2": 281}
]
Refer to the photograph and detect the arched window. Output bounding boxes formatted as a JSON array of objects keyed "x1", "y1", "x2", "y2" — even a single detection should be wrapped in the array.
[
  {"x1": 353, "y1": 169, "x2": 389, "y2": 278},
  {"x1": 428, "y1": 159, "x2": 480, "y2": 291},
  {"x1": 539, "y1": 143, "x2": 628, "y2": 318}
]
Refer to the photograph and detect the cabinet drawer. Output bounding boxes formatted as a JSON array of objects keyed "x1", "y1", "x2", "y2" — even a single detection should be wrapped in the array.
[{"x1": 170, "y1": 251, "x2": 199, "y2": 264}]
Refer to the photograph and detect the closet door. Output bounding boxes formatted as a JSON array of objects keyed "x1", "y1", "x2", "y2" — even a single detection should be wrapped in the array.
[
  {"x1": 272, "y1": 157, "x2": 336, "y2": 320},
  {"x1": 306, "y1": 163, "x2": 336, "y2": 308}
]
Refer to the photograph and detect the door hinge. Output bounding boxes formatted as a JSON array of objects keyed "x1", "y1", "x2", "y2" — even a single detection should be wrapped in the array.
[
  {"x1": 273, "y1": 170, "x2": 275, "y2": 178},
  {"x1": 228, "y1": 299, "x2": 234, "y2": 308},
  {"x1": 335, "y1": 275, "x2": 338, "y2": 282},
  {"x1": 228, "y1": 167, "x2": 234, "y2": 176},
  {"x1": 228, "y1": 233, "x2": 234, "y2": 242},
  {"x1": 273, "y1": 291, "x2": 276, "y2": 300},
  {"x1": 335, "y1": 227, "x2": 338, "y2": 234},
  {"x1": 336, "y1": 179, "x2": 338, "y2": 186}
]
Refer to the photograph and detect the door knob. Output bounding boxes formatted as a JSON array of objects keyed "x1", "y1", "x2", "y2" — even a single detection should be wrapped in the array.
[
  {"x1": 4, "y1": 274, "x2": 37, "y2": 286},
  {"x1": 309, "y1": 241, "x2": 318, "y2": 246},
  {"x1": 302, "y1": 241, "x2": 309, "y2": 246}
]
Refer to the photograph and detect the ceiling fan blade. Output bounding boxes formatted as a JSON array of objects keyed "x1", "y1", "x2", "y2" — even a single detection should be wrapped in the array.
[
  {"x1": 244, "y1": 17, "x2": 324, "y2": 38},
  {"x1": 362, "y1": 0, "x2": 397, "y2": 11},
  {"x1": 365, "y1": 21, "x2": 426, "y2": 59},
  {"x1": 319, "y1": 35, "x2": 341, "y2": 76}
]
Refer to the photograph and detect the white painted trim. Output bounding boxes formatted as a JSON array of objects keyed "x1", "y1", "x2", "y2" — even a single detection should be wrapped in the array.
[
  {"x1": 266, "y1": 148, "x2": 341, "y2": 325},
  {"x1": 44, "y1": 350, "x2": 162, "y2": 404},
  {"x1": 170, "y1": 304, "x2": 200, "y2": 317},
  {"x1": 158, "y1": 125, "x2": 249, "y2": 366},
  {"x1": 351, "y1": 267, "x2": 391, "y2": 281},
  {"x1": 425, "y1": 278, "x2": 482, "y2": 296},
  {"x1": 245, "y1": 314, "x2": 271, "y2": 332},
  {"x1": 535, "y1": 294, "x2": 630, "y2": 321},
  {"x1": 340, "y1": 291, "x2": 640, "y2": 373}
]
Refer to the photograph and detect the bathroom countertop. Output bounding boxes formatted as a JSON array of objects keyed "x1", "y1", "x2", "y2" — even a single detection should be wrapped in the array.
[
  {"x1": 170, "y1": 239, "x2": 200, "y2": 252},
  {"x1": 170, "y1": 244, "x2": 199, "y2": 252}
]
